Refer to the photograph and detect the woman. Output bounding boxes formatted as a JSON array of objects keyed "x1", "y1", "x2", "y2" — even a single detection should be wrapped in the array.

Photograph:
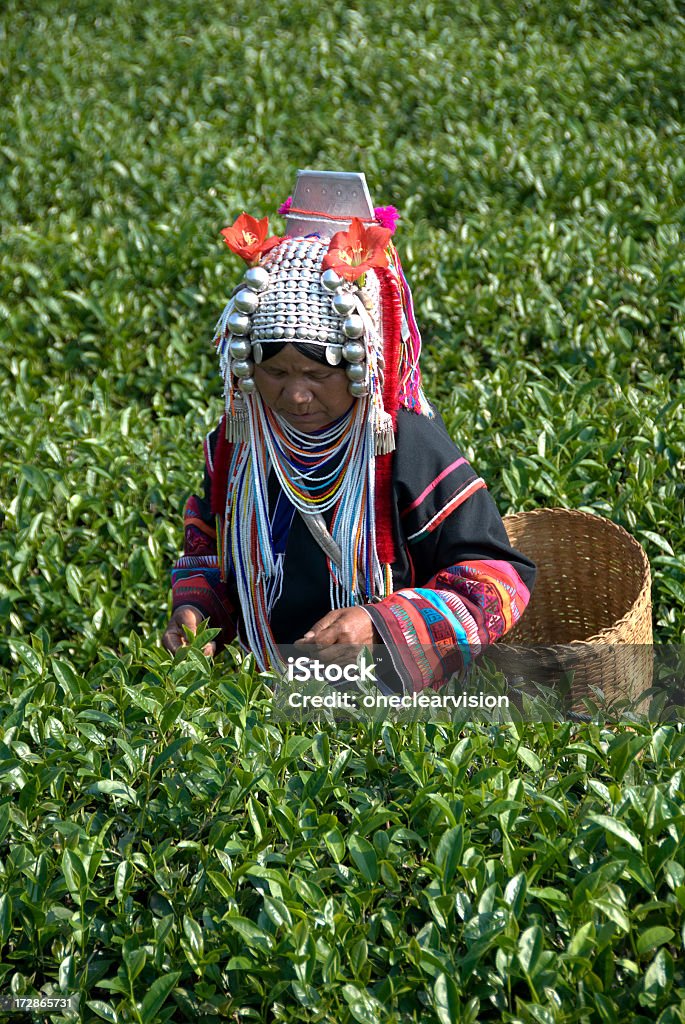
[{"x1": 163, "y1": 172, "x2": 535, "y2": 693}]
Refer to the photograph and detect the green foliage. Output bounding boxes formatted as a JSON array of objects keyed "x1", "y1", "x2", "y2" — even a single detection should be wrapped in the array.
[
  {"x1": 2, "y1": 637, "x2": 685, "y2": 1021},
  {"x1": 1, "y1": 0, "x2": 685, "y2": 1019}
]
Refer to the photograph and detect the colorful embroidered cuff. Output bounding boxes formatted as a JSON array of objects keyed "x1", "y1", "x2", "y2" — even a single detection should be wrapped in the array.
[
  {"x1": 365, "y1": 559, "x2": 532, "y2": 694},
  {"x1": 171, "y1": 555, "x2": 236, "y2": 641}
]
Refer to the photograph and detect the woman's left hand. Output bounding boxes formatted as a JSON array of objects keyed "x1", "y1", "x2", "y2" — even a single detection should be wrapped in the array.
[{"x1": 295, "y1": 606, "x2": 378, "y2": 649}]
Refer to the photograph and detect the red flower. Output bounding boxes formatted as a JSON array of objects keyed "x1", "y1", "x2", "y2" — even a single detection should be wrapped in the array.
[
  {"x1": 322, "y1": 217, "x2": 392, "y2": 282},
  {"x1": 220, "y1": 213, "x2": 282, "y2": 266}
]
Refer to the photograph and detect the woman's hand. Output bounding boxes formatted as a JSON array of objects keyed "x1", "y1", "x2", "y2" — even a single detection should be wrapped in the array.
[
  {"x1": 162, "y1": 605, "x2": 217, "y2": 657},
  {"x1": 295, "y1": 606, "x2": 379, "y2": 650}
]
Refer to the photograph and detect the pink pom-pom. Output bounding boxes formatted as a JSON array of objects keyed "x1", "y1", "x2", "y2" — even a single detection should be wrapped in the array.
[
  {"x1": 374, "y1": 205, "x2": 399, "y2": 234},
  {"x1": 278, "y1": 196, "x2": 293, "y2": 215}
]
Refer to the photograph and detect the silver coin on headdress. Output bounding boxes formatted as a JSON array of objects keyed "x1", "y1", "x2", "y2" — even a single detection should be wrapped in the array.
[
  {"x1": 248, "y1": 238, "x2": 346, "y2": 350},
  {"x1": 229, "y1": 338, "x2": 251, "y2": 360}
]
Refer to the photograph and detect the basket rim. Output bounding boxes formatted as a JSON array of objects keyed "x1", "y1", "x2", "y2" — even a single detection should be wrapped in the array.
[{"x1": 502, "y1": 506, "x2": 653, "y2": 646}]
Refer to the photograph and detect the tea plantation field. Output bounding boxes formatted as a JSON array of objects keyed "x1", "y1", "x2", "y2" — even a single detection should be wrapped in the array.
[{"x1": 1, "y1": 1, "x2": 684, "y2": 1021}]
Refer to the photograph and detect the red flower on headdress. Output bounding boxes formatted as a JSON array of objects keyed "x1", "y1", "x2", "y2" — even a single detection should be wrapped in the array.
[
  {"x1": 322, "y1": 217, "x2": 392, "y2": 282},
  {"x1": 220, "y1": 213, "x2": 282, "y2": 266}
]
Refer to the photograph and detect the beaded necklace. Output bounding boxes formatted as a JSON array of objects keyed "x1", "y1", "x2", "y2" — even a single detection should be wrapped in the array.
[
  {"x1": 224, "y1": 391, "x2": 388, "y2": 671},
  {"x1": 259, "y1": 405, "x2": 355, "y2": 507}
]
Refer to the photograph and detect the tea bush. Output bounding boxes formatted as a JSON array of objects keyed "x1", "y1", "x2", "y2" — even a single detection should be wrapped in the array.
[{"x1": 2, "y1": 636, "x2": 685, "y2": 1022}]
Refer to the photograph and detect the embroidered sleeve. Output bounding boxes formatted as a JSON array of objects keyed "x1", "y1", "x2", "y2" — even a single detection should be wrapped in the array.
[
  {"x1": 365, "y1": 413, "x2": 536, "y2": 692},
  {"x1": 366, "y1": 550, "x2": 532, "y2": 693},
  {"x1": 170, "y1": 427, "x2": 237, "y2": 643}
]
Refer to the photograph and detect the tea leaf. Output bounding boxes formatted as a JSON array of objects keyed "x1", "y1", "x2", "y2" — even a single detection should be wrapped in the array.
[
  {"x1": 586, "y1": 814, "x2": 642, "y2": 852},
  {"x1": 140, "y1": 972, "x2": 182, "y2": 1023},
  {"x1": 224, "y1": 916, "x2": 274, "y2": 951},
  {"x1": 433, "y1": 972, "x2": 461, "y2": 1024},
  {"x1": 348, "y1": 835, "x2": 379, "y2": 884},
  {"x1": 637, "y1": 927, "x2": 676, "y2": 957},
  {"x1": 86, "y1": 1001, "x2": 119, "y2": 1023},
  {"x1": 519, "y1": 925, "x2": 543, "y2": 976},
  {"x1": 0, "y1": 894, "x2": 12, "y2": 945},
  {"x1": 435, "y1": 826, "x2": 464, "y2": 885}
]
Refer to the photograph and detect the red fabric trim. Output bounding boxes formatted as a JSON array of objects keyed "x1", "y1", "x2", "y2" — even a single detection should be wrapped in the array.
[
  {"x1": 406, "y1": 478, "x2": 487, "y2": 543},
  {"x1": 211, "y1": 418, "x2": 233, "y2": 516},
  {"x1": 374, "y1": 268, "x2": 402, "y2": 565},
  {"x1": 400, "y1": 458, "x2": 467, "y2": 518},
  {"x1": 288, "y1": 206, "x2": 376, "y2": 223}
]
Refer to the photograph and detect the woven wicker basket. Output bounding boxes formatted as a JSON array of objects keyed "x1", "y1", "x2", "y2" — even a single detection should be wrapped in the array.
[{"x1": 491, "y1": 508, "x2": 653, "y2": 710}]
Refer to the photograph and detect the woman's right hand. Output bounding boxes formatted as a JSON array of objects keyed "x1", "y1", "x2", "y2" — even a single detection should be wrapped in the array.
[{"x1": 162, "y1": 605, "x2": 217, "y2": 657}]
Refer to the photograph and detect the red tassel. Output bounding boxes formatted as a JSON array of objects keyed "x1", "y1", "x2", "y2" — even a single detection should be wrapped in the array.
[{"x1": 374, "y1": 268, "x2": 403, "y2": 567}]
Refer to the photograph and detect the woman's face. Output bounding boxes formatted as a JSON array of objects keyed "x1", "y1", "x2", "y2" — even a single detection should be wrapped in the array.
[{"x1": 253, "y1": 346, "x2": 354, "y2": 433}]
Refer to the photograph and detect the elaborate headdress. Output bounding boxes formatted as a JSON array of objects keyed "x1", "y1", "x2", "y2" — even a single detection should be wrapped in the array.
[{"x1": 211, "y1": 170, "x2": 432, "y2": 670}]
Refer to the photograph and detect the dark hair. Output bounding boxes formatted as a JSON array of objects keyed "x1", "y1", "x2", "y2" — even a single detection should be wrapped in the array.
[{"x1": 259, "y1": 340, "x2": 348, "y2": 368}]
